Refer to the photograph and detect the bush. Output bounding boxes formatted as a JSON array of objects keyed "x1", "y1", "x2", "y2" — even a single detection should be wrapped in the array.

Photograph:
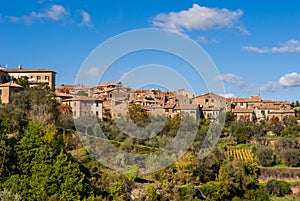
[
  {"x1": 244, "y1": 188, "x2": 269, "y2": 201},
  {"x1": 265, "y1": 179, "x2": 291, "y2": 196},
  {"x1": 280, "y1": 149, "x2": 300, "y2": 167},
  {"x1": 254, "y1": 146, "x2": 274, "y2": 167}
]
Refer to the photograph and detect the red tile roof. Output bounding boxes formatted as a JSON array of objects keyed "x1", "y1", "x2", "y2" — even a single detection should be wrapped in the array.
[
  {"x1": 62, "y1": 96, "x2": 104, "y2": 102},
  {"x1": 232, "y1": 108, "x2": 254, "y2": 113}
]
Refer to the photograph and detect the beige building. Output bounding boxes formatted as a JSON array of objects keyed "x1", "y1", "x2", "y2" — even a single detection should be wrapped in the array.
[
  {"x1": 62, "y1": 96, "x2": 104, "y2": 119},
  {"x1": 232, "y1": 108, "x2": 254, "y2": 121},
  {"x1": 1, "y1": 65, "x2": 56, "y2": 89},
  {"x1": 267, "y1": 110, "x2": 295, "y2": 121},
  {"x1": 0, "y1": 81, "x2": 24, "y2": 104},
  {"x1": 195, "y1": 92, "x2": 226, "y2": 109},
  {"x1": 201, "y1": 107, "x2": 222, "y2": 121},
  {"x1": 174, "y1": 104, "x2": 201, "y2": 120}
]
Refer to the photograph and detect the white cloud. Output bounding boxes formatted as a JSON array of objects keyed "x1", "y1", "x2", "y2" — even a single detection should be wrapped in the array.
[
  {"x1": 243, "y1": 46, "x2": 267, "y2": 53},
  {"x1": 7, "y1": 4, "x2": 69, "y2": 25},
  {"x1": 6, "y1": 16, "x2": 21, "y2": 22},
  {"x1": 152, "y1": 4, "x2": 246, "y2": 34},
  {"x1": 81, "y1": 67, "x2": 101, "y2": 78},
  {"x1": 197, "y1": 36, "x2": 218, "y2": 44},
  {"x1": 38, "y1": 0, "x2": 53, "y2": 3},
  {"x1": 258, "y1": 72, "x2": 300, "y2": 92},
  {"x1": 236, "y1": 25, "x2": 250, "y2": 36},
  {"x1": 244, "y1": 39, "x2": 300, "y2": 53},
  {"x1": 215, "y1": 73, "x2": 246, "y2": 88},
  {"x1": 257, "y1": 82, "x2": 282, "y2": 92},
  {"x1": 79, "y1": 10, "x2": 92, "y2": 27},
  {"x1": 220, "y1": 93, "x2": 236, "y2": 98},
  {"x1": 279, "y1": 72, "x2": 300, "y2": 87},
  {"x1": 44, "y1": 5, "x2": 68, "y2": 21}
]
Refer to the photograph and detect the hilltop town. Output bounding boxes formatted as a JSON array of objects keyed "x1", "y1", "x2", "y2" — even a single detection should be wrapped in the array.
[
  {"x1": 1, "y1": 66, "x2": 298, "y2": 123},
  {"x1": 1, "y1": 66, "x2": 300, "y2": 200}
]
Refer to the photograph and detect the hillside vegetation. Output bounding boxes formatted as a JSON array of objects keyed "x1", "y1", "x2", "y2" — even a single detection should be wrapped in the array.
[{"x1": 0, "y1": 87, "x2": 299, "y2": 200}]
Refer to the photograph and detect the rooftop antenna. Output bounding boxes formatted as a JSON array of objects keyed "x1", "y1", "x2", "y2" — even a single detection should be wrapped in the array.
[{"x1": 18, "y1": 64, "x2": 22, "y2": 69}]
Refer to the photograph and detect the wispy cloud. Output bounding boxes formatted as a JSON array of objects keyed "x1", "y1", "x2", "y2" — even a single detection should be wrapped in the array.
[
  {"x1": 37, "y1": 0, "x2": 53, "y2": 4},
  {"x1": 81, "y1": 67, "x2": 101, "y2": 78},
  {"x1": 257, "y1": 82, "x2": 282, "y2": 92},
  {"x1": 215, "y1": 73, "x2": 246, "y2": 89},
  {"x1": 6, "y1": 4, "x2": 69, "y2": 25},
  {"x1": 197, "y1": 36, "x2": 218, "y2": 44},
  {"x1": 152, "y1": 4, "x2": 247, "y2": 34},
  {"x1": 243, "y1": 39, "x2": 300, "y2": 53},
  {"x1": 78, "y1": 10, "x2": 92, "y2": 27},
  {"x1": 243, "y1": 46, "x2": 268, "y2": 53},
  {"x1": 258, "y1": 72, "x2": 300, "y2": 92}
]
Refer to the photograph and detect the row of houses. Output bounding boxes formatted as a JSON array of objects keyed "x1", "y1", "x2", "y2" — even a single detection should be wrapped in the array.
[
  {"x1": 0, "y1": 66, "x2": 296, "y2": 122},
  {"x1": 56, "y1": 82, "x2": 296, "y2": 122}
]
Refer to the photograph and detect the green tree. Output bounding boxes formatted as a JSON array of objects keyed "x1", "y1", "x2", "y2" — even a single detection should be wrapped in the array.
[
  {"x1": 217, "y1": 160, "x2": 259, "y2": 199},
  {"x1": 253, "y1": 146, "x2": 274, "y2": 167},
  {"x1": 12, "y1": 76, "x2": 29, "y2": 88},
  {"x1": 233, "y1": 126, "x2": 251, "y2": 144},
  {"x1": 280, "y1": 148, "x2": 300, "y2": 167},
  {"x1": 265, "y1": 179, "x2": 291, "y2": 197}
]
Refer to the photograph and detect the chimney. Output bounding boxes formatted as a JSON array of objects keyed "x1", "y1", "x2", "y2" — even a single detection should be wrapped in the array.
[{"x1": 18, "y1": 64, "x2": 22, "y2": 69}]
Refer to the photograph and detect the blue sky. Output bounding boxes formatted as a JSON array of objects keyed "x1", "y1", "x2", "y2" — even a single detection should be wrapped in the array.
[{"x1": 0, "y1": 0, "x2": 300, "y2": 101}]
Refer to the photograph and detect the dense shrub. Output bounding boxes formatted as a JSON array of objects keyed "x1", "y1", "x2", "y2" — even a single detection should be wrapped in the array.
[
  {"x1": 265, "y1": 179, "x2": 291, "y2": 196},
  {"x1": 253, "y1": 146, "x2": 274, "y2": 167},
  {"x1": 280, "y1": 148, "x2": 300, "y2": 167}
]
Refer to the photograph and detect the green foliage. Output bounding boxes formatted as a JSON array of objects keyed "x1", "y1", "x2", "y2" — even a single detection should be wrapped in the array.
[
  {"x1": 201, "y1": 181, "x2": 232, "y2": 201},
  {"x1": 1, "y1": 122, "x2": 93, "y2": 200},
  {"x1": 128, "y1": 104, "x2": 150, "y2": 127},
  {"x1": 265, "y1": 180, "x2": 291, "y2": 197},
  {"x1": 77, "y1": 90, "x2": 88, "y2": 96},
  {"x1": 244, "y1": 188, "x2": 270, "y2": 201},
  {"x1": 233, "y1": 126, "x2": 251, "y2": 144},
  {"x1": 253, "y1": 145, "x2": 275, "y2": 167},
  {"x1": 217, "y1": 160, "x2": 259, "y2": 199},
  {"x1": 12, "y1": 76, "x2": 29, "y2": 88},
  {"x1": 280, "y1": 148, "x2": 300, "y2": 167}
]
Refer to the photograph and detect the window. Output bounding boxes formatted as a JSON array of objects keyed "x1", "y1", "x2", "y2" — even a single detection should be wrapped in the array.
[
  {"x1": 30, "y1": 76, "x2": 33, "y2": 79},
  {"x1": 73, "y1": 111, "x2": 76, "y2": 117},
  {"x1": 240, "y1": 103, "x2": 244, "y2": 106},
  {"x1": 73, "y1": 101, "x2": 76, "y2": 106},
  {"x1": 165, "y1": 109, "x2": 169, "y2": 112},
  {"x1": 96, "y1": 102, "x2": 99, "y2": 107},
  {"x1": 0, "y1": 89, "x2": 2, "y2": 95},
  {"x1": 45, "y1": 76, "x2": 49, "y2": 81},
  {"x1": 96, "y1": 111, "x2": 99, "y2": 116},
  {"x1": 37, "y1": 76, "x2": 41, "y2": 82}
]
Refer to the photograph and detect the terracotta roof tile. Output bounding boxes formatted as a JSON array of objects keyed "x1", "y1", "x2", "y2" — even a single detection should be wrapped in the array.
[
  {"x1": 232, "y1": 108, "x2": 254, "y2": 113},
  {"x1": 62, "y1": 96, "x2": 104, "y2": 102}
]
